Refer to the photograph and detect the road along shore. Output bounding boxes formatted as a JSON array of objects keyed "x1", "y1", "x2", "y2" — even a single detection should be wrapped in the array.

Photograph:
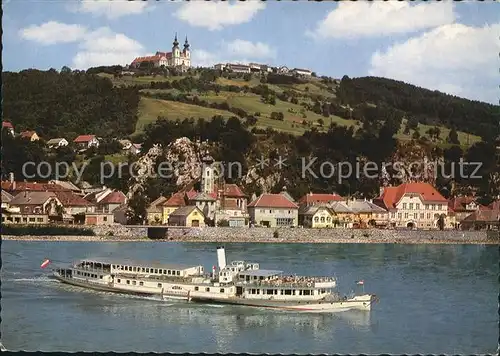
[{"x1": 2, "y1": 226, "x2": 499, "y2": 244}]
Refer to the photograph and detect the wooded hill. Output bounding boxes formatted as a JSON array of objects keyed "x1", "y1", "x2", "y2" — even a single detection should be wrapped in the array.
[{"x1": 2, "y1": 67, "x2": 498, "y2": 145}]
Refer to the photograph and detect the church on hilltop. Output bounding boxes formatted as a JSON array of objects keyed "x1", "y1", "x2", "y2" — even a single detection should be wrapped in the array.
[{"x1": 130, "y1": 34, "x2": 191, "y2": 69}]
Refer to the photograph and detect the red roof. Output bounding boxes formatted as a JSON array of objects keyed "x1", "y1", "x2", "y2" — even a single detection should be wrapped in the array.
[
  {"x1": 1, "y1": 181, "x2": 70, "y2": 192},
  {"x1": 185, "y1": 188, "x2": 198, "y2": 200},
  {"x1": 2, "y1": 121, "x2": 13, "y2": 128},
  {"x1": 132, "y1": 52, "x2": 173, "y2": 65},
  {"x1": 222, "y1": 184, "x2": 246, "y2": 198},
  {"x1": 74, "y1": 135, "x2": 96, "y2": 143},
  {"x1": 248, "y1": 194, "x2": 299, "y2": 209},
  {"x1": 100, "y1": 191, "x2": 127, "y2": 204},
  {"x1": 298, "y1": 193, "x2": 344, "y2": 205},
  {"x1": 163, "y1": 192, "x2": 186, "y2": 207},
  {"x1": 378, "y1": 183, "x2": 447, "y2": 209},
  {"x1": 54, "y1": 191, "x2": 94, "y2": 206},
  {"x1": 20, "y1": 131, "x2": 36, "y2": 138}
]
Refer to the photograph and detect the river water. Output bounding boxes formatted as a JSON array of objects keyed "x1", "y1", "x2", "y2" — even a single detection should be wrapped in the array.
[{"x1": 1, "y1": 241, "x2": 498, "y2": 354}]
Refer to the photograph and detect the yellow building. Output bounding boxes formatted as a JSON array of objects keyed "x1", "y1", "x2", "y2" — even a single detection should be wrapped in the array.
[
  {"x1": 146, "y1": 196, "x2": 168, "y2": 224},
  {"x1": 299, "y1": 206, "x2": 335, "y2": 228},
  {"x1": 161, "y1": 192, "x2": 187, "y2": 224},
  {"x1": 20, "y1": 131, "x2": 40, "y2": 141},
  {"x1": 168, "y1": 206, "x2": 205, "y2": 227}
]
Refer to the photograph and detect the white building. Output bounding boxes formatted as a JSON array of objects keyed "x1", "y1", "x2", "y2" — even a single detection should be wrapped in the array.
[
  {"x1": 46, "y1": 138, "x2": 69, "y2": 148},
  {"x1": 375, "y1": 182, "x2": 450, "y2": 229},
  {"x1": 131, "y1": 34, "x2": 191, "y2": 69}
]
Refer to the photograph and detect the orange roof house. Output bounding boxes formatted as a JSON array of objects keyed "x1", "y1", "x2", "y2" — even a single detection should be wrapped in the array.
[{"x1": 376, "y1": 182, "x2": 447, "y2": 211}]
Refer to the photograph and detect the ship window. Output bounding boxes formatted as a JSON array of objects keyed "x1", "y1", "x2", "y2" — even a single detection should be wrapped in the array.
[
  {"x1": 284, "y1": 290, "x2": 292, "y2": 295},
  {"x1": 158, "y1": 269, "x2": 163, "y2": 274},
  {"x1": 117, "y1": 279, "x2": 121, "y2": 283},
  {"x1": 266, "y1": 289, "x2": 273, "y2": 295},
  {"x1": 132, "y1": 280, "x2": 136, "y2": 285},
  {"x1": 155, "y1": 269, "x2": 158, "y2": 274},
  {"x1": 194, "y1": 287, "x2": 199, "y2": 291},
  {"x1": 167, "y1": 270, "x2": 171, "y2": 275},
  {"x1": 158, "y1": 283, "x2": 162, "y2": 288},
  {"x1": 274, "y1": 290, "x2": 278, "y2": 295},
  {"x1": 163, "y1": 270, "x2": 167, "y2": 274},
  {"x1": 299, "y1": 290, "x2": 303, "y2": 295},
  {"x1": 139, "y1": 281, "x2": 144, "y2": 286},
  {"x1": 126, "y1": 280, "x2": 130, "y2": 285},
  {"x1": 133, "y1": 267, "x2": 137, "y2": 272},
  {"x1": 177, "y1": 271, "x2": 180, "y2": 276},
  {"x1": 220, "y1": 288, "x2": 224, "y2": 293},
  {"x1": 141, "y1": 268, "x2": 145, "y2": 272},
  {"x1": 303, "y1": 290, "x2": 311, "y2": 296},
  {"x1": 256, "y1": 289, "x2": 260, "y2": 295},
  {"x1": 125, "y1": 266, "x2": 129, "y2": 271},
  {"x1": 146, "y1": 268, "x2": 150, "y2": 273},
  {"x1": 205, "y1": 287, "x2": 210, "y2": 292},
  {"x1": 279, "y1": 290, "x2": 283, "y2": 295}
]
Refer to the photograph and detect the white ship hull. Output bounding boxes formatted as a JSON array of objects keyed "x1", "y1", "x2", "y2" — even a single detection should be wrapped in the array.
[{"x1": 189, "y1": 294, "x2": 378, "y2": 313}]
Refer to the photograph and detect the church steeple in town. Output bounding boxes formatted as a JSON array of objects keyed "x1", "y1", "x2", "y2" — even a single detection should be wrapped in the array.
[
  {"x1": 173, "y1": 33, "x2": 179, "y2": 48},
  {"x1": 184, "y1": 36, "x2": 190, "y2": 51}
]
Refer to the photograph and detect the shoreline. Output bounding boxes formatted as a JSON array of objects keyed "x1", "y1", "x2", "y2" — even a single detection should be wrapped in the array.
[{"x1": 2, "y1": 235, "x2": 499, "y2": 245}]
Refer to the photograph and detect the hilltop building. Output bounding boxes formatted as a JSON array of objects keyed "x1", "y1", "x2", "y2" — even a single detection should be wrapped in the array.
[{"x1": 131, "y1": 34, "x2": 191, "y2": 69}]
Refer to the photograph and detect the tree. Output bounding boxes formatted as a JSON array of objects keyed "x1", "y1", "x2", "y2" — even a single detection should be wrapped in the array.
[
  {"x1": 437, "y1": 214, "x2": 445, "y2": 231},
  {"x1": 447, "y1": 128, "x2": 459, "y2": 145}
]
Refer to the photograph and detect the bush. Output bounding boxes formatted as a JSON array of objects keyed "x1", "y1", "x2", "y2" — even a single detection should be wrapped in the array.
[{"x1": 217, "y1": 219, "x2": 230, "y2": 227}]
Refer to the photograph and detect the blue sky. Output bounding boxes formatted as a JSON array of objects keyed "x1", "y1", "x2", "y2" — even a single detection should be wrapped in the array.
[{"x1": 3, "y1": 1, "x2": 499, "y2": 104}]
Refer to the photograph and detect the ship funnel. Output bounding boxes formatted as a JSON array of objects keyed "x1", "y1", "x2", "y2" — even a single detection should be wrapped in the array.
[{"x1": 217, "y1": 246, "x2": 227, "y2": 270}]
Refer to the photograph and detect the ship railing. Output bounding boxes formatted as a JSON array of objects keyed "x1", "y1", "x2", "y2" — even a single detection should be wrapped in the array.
[{"x1": 237, "y1": 279, "x2": 336, "y2": 289}]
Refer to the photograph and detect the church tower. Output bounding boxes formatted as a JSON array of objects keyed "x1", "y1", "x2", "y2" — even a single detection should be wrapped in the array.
[
  {"x1": 200, "y1": 153, "x2": 215, "y2": 195},
  {"x1": 183, "y1": 36, "x2": 191, "y2": 67},
  {"x1": 172, "y1": 33, "x2": 180, "y2": 66}
]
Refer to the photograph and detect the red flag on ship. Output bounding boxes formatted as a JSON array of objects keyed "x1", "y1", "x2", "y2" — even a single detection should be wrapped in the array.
[
  {"x1": 40, "y1": 259, "x2": 51, "y2": 269},
  {"x1": 356, "y1": 280, "x2": 364, "y2": 285}
]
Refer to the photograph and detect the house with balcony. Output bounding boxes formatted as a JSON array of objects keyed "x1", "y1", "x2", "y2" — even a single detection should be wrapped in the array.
[
  {"x1": 84, "y1": 188, "x2": 127, "y2": 214},
  {"x1": 297, "y1": 192, "x2": 344, "y2": 207},
  {"x1": 248, "y1": 193, "x2": 299, "y2": 228},
  {"x1": 3, "y1": 191, "x2": 63, "y2": 224},
  {"x1": 299, "y1": 205, "x2": 337, "y2": 228},
  {"x1": 374, "y1": 182, "x2": 450, "y2": 229},
  {"x1": 345, "y1": 198, "x2": 389, "y2": 228}
]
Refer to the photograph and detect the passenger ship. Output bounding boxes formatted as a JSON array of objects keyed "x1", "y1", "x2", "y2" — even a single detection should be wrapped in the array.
[{"x1": 52, "y1": 247, "x2": 378, "y2": 313}]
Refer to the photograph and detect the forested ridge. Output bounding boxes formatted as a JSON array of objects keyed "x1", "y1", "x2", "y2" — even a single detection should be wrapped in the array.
[
  {"x1": 2, "y1": 68, "x2": 140, "y2": 139},
  {"x1": 337, "y1": 76, "x2": 500, "y2": 141}
]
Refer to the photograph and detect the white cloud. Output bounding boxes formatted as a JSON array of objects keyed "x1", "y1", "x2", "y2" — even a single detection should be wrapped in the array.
[
  {"x1": 368, "y1": 23, "x2": 500, "y2": 104},
  {"x1": 192, "y1": 39, "x2": 276, "y2": 67},
  {"x1": 175, "y1": 1, "x2": 265, "y2": 31},
  {"x1": 309, "y1": 1, "x2": 456, "y2": 39},
  {"x1": 19, "y1": 21, "x2": 87, "y2": 45},
  {"x1": 223, "y1": 39, "x2": 276, "y2": 59},
  {"x1": 72, "y1": 27, "x2": 144, "y2": 69},
  {"x1": 74, "y1": 1, "x2": 149, "y2": 19}
]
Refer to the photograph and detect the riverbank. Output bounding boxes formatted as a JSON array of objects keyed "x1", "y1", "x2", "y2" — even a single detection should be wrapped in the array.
[{"x1": 2, "y1": 226, "x2": 499, "y2": 244}]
